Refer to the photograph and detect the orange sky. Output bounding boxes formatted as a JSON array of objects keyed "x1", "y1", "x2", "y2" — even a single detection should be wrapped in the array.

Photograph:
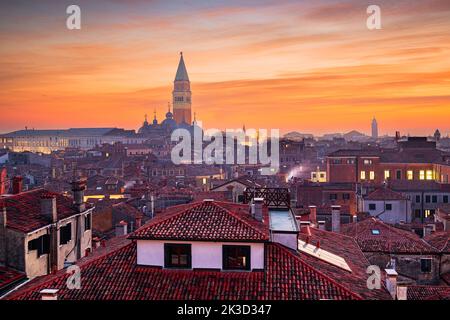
[{"x1": 1, "y1": 0, "x2": 450, "y2": 136}]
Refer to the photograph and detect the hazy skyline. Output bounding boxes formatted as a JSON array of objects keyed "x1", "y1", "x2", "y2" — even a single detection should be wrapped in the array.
[{"x1": 1, "y1": 0, "x2": 450, "y2": 136}]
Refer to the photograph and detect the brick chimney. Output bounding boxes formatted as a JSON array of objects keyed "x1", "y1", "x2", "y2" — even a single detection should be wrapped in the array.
[
  {"x1": 71, "y1": 179, "x2": 86, "y2": 213},
  {"x1": 41, "y1": 193, "x2": 57, "y2": 223},
  {"x1": 331, "y1": 205, "x2": 341, "y2": 233},
  {"x1": 40, "y1": 289, "x2": 58, "y2": 300},
  {"x1": 385, "y1": 268, "x2": 398, "y2": 299},
  {"x1": 318, "y1": 220, "x2": 326, "y2": 231},
  {"x1": 308, "y1": 205, "x2": 317, "y2": 226},
  {"x1": 12, "y1": 176, "x2": 23, "y2": 194},
  {"x1": 115, "y1": 220, "x2": 128, "y2": 236},
  {"x1": 251, "y1": 198, "x2": 264, "y2": 222}
]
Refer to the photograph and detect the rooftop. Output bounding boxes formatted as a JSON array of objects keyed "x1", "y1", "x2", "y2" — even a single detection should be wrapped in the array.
[
  {"x1": 129, "y1": 201, "x2": 270, "y2": 242},
  {"x1": 365, "y1": 187, "x2": 408, "y2": 201}
]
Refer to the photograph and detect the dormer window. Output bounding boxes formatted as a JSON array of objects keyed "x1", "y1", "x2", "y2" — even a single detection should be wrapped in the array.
[
  {"x1": 164, "y1": 244, "x2": 191, "y2": 269},
  {"x1": 223, "y1": 245, "x2": 251, "y2": 271}
]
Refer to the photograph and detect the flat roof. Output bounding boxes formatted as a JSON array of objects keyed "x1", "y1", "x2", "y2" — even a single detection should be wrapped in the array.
[{"x1": 269, "y1": 209, "x2": 297, "y2": 232}]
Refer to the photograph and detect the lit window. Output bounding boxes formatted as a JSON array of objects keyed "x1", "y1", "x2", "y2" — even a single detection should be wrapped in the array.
[
  {"x1": 426, "y1": 170, "x2": 433, "y2": 180},
  {"x1": 360, "y1": 171, "x2": 366, "y2": 180},
  {"x1": 369, "y1": 171, "x2": 375, "y2": 180},
  {"x1": 371, "y1": 229, "x2": 380, "y2": 235},
  {"x1": 425, "y1": 210, "x2": 431, "y2": 218},
  {"x1": 364, "y1": 159, "x2": 373, "y2": 165},
  {"x1": 384, "y1": 170, "x2": 390, "y2": 180},
  {"x1": 419, "y1": 170, "x2": 425, "y2": 180},
  {"x1": 223, "y1": 245, "x2": 251, "y2": 270},
  {"x1": 164, "y1": 244, "x2": 191, "y2": 269},
  {"x1": 407, "y1": 170, "x2": 413, "y2": 180}
]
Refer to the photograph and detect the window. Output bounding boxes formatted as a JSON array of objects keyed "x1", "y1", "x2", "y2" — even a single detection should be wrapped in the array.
[
  {"x1": 343, "y1": 193, "x2": 350, "y2": 200},
  {"x1": 329, "y1": 194, "x2": 338, "y2": 200},
  {"x1": 385, "y1": 204, "x2": 392, "y2": 211},
  {"x1": 432, "y1": 195, "x2": 437, "y2": 203},
  {"x1": 419, "y1": 170, "x2": 425, "y2": 180},
  {"x1": 164, "y1": 244, "x2": 191, "y2": 269},
  {"x1": 28, "y1": 234, "x2": 50, "y2": 257},
  {"x1": 414, "y1": 209, "x2": 421, "y2": 219},
  {"x1": 360, "y1": 171, "x2": 366, "y2": 180},
  {"x1": 407, "y1": 170, "x2": 413, "y2": 180},
  {"x1": 384, "y1": 170, "x2": 390, "y2": 180},
  {"x1": 363, "y1": 159, "x2": 373, "y2": 165},
  {"x1": 369, "y1": 203, "x2": 376, "y2": 210},
  {"x1": 420, "y1": 258, "x2": 432, "y2": 273},
  {"x1": 223, "y1": 245, "x2": 251, "y2": 270},
  {"x1": 369, "y1": 171, "x2": 375, "y2": 180},
  {"x1": 346, "y1": 159, "x2": 355, "y2": 164},
  {"x1": 426, "y1": 170, "x2": 433, "y2": 180},
  {"x1": 85, "y1": 214, "x2": 91, "y2": 231},
  {"x1": 424, "y1": 210, "x2": 433, "y2": 218},
  {"x1": 332, "y1": 159, "x2": 342, "y2": 164},
  {"x1": 371, "y1": 229, "x2": 380, "y2": 235},
  {"x1": 415, "y1": 195, "x2": 421, "y2": 203},
  {"x1": 60, "y1": 223, "x2": 72, "y2": 245},
  {"x1": 444, "y1": 195, "x2": 449, "y2": 203},
  {"x1": 396, "y1": 170, "x2": 401, "y2": 180},
  {"x1": 425, "y1": 195, "x2": 431, "y2": 203}
]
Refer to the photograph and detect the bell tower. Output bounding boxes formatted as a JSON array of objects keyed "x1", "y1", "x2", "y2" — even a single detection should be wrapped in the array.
[{"x1": 172, "y1": 52, "x2": 192, "y2": 124}]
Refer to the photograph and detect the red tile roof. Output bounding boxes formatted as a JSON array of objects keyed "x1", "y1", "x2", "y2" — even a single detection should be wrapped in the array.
[
  {"x1": 298, "y1": 228, "x2": 391, "y2": 300},
  {"x1": 424, "y1": 231, "x2": 450, "y2": 253},
  {"x1": 130, "y1": 201, "x2": 269, "y2": 242},
  {"x1": 341, "y1": 218, "x2": 437, "y2": 254},
  {"x1": 406, "y1": 285, "x2": 450, "y2": 300},
  {"x1": 0, "y1": 266, "x2": 26, "y2": 294},
  {"x1": 5, "y1": 242, "x2": 361, "y2": 300},
  {"x1": 0, "y1": 189, "x2": 89, "y2": 233},
  {"x1": 365, "y1": 188, "x2": 407, "y2": 201}
]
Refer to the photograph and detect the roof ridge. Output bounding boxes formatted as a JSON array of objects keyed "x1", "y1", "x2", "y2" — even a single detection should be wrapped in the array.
[
  {"x1": 212, "y1": 201, "x2": 268, "y2": 238},
  {"x1": 270, "y1": 243, "x2": 363, "y2": 300}
]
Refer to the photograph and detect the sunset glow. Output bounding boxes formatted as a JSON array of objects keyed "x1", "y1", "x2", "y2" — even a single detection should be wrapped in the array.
[{"x1": 1, "y1": 0, "x2": 450, "y2": 135}]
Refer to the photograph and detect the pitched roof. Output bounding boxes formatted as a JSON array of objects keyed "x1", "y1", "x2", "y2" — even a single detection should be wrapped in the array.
[
  {"x1": 0, "y1": 266, "x2": 26, "y2": 295},
  {"x1": 297, "y1": 228, "x2": 391, "y2": 300},
  {"x1": 341, "y1": 218, "x2": 438, "y2": 254},
  {"x1": 365, "y1": 188, "x2": 407, "y2": 201},
  {"x1": 5, "y1": 242, "x2": 361, "y2": 300},
  {"x1": 406, "y1": 285, "x2": 450, "y2": 300},
  {"x1": 424, "y1": 231, "x2": 450, "y2": 253},
  {"x1": 0, "y1": 189, "x2": 88, "y2": 233},
  {"x1": 174, "y1": 53, "x2": 189, "y2": 81},
  {"x1": 129, "y1": 201, "x2": 269, "y2": 242}
]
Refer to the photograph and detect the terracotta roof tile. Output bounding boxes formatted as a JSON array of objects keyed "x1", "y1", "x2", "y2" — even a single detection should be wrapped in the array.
[{"x1": 129, "y1": 201, "x2": 269, "y2": 242}]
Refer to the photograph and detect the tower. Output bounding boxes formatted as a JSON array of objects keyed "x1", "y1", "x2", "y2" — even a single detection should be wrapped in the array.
[
  {"x1": 172, "y1": 52, "x2": 192, "y2": 124},
  {"x1": 371, "y1": 117, "x2": 378, "y2": 139}
]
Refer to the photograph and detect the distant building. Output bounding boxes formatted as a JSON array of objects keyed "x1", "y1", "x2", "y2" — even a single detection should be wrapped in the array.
[
  {"x1": 372, "y1": 117, "x2": 378, "y2": 139},
  {"x1": 173, "y1": 52, "x2": 192, "y2": 125}
]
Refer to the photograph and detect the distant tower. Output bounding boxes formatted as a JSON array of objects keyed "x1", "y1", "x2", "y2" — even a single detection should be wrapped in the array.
[
  {"x1": 173, "y1": 52, "x2": 192, "y2": 125},
  {"x1": 371, "y1": 117, "x2": 378, "y2": 139},
  {"x1": 434, "y1": 129, "x2": 441, "y2": 141}
]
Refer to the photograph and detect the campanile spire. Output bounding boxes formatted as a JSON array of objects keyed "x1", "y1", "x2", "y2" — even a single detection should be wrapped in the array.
[{"x1": 173, "y1": 52, "x2": 192, "y2": 124}]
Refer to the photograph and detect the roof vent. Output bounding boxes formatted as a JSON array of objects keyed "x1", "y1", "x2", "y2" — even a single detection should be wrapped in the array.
[{"x1": 202, "y1": 199, "x2": 214, "y2": 202}]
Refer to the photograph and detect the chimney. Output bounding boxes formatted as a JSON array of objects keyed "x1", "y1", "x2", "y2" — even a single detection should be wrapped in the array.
[
  {"x1": 423, "y1": 224, "x2": 435, "y2": 237},
  {"x1": 40, "y1": 289, "x2": 58, "y2": 301},
  {"x1": 252, "y1": 198, "x2": 264, "y2": 222},
  {"x1": 135, "y1": 216, "x2": 142, "y2": 229},
  {"x1": 71, "y1": 179, "x2": 86, "y2": 213},
  {"x1": 331, "y1": 205, "x2": 341, "y2": 233},
  {"x1": 395, "y1": 131, "x2": 401, "y2": 142},
  {"x1": 115, "y1": 220, "x2": 128, "y2": 237},
  {"x1": 352, "y1": 215, "x2": 358, "y2": 223},
  {"x1": 308, "y1": 205, "x2": 317, "y2": 225},
  {"x1": 397, "y1": 285, "x2": 407, "y2": 300},
  {"x1": 318, "y1": 220, "x2": 326, "y2": 231},
  {"x1": 385, "y1": 269, "x2": 398, "y2": 299},
  {"x1": 12, "y1": 176, "x2": 23, "y2": 194},
  {"x1": 41, "y1": 193, "x2": 57, "y2": 223}
]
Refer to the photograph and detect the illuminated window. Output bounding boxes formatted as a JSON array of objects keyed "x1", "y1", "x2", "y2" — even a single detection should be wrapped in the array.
[
  {"x1": 407, "y1": 170, "x2": 413, "y2": 180},
  {"x1": 426, "y1": 170, "x2": 433, "y2": 180},
  {"x1": 223, "y1": 245, "x2": 251, "y2": 270},
  {"x1": 425, "y1": 210, "x2": 431, "y2": 218},
  {"x1": 384, "y1": 170, "x2": 390, "y2": 180},
  {"x1": 371, "y1": 229, "x2": 380, "y2": 235},
  {"x1": 360, "y1": 171, "x2": 366, "y2": 180},
  {"x1": 363, "y1": 159, "x2": 373, "y2": 165},
  {"x1": 419, "y1": 170, "x2": 425, "y2": 180},
  {"x1": 369, "y1": 171, "x2": 375, "y2": 180}
]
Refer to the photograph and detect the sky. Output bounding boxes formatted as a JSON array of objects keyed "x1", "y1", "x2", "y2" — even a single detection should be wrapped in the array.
[{"x1": 1, "y1": 0, "x2": 450, "y2": 136}]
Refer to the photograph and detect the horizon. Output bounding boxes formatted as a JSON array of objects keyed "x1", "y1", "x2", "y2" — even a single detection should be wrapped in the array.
[{"x1": 1, "y1": 0, "x2": 450, "y2": 135}]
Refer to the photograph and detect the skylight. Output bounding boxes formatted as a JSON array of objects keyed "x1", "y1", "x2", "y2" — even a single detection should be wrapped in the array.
[{"x1": 371, "y1": 229, "x2": 380, "y2": 235}]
